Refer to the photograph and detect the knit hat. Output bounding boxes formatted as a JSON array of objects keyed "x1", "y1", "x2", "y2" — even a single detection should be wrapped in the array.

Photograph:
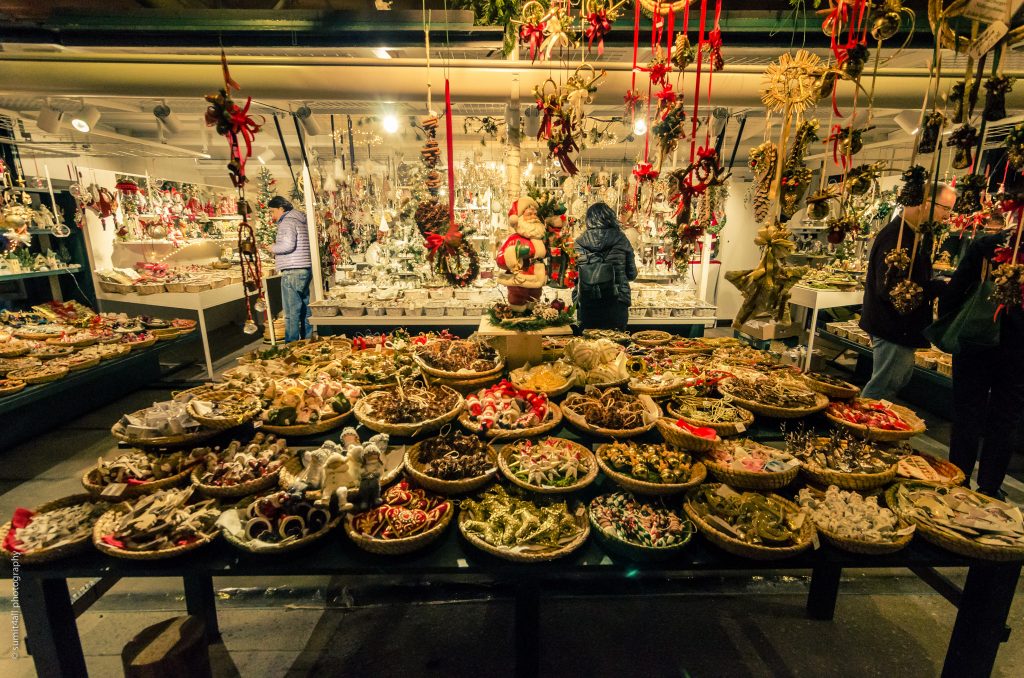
[{"x1": 508, "y1": 196, "x2": 540, "y2": 227}]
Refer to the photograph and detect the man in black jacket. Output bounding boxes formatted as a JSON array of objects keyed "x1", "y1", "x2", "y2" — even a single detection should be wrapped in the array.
[{"x1": 860, "y1": 183, "x2": 956, "y2": 400}]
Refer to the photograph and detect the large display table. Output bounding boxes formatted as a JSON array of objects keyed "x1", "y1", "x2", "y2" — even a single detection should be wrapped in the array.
[{"x1": 789, "y1": 286, "x2": 864, "y2": 371}]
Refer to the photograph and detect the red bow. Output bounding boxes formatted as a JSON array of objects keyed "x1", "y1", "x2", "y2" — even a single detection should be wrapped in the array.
[
  {"x1": 424, "y1": 223, "x2": 463, "y2": 257},
  {"x1": 646, "y1": 62, "x2": 671, "y2": 87},
  {"x1": 708, "y1": 28, "x2": 724, "y2": 72},
  {"x1": 993, "y1": 247, "x2": 1024, "y2": 265},
  {"x1": 656, "y1": 84, "x2": 677, "y2": 108},
  {"x1": 586, "y1": 10, "x2": 612, "y2": 56},
  {"x1": 551, "y1": 131, "x2": 579, "y2": 176},
  {"x1": 633, "y1": 162, "x2": 659, "y2": 182},
  {"x1": 536, "y1": 99, "x2": 555, "y2": 141},
  {"x1": 624, "y1": 88, "x2": 644, "y2": 118},
  {"x1": 520, "y1": 23, "x2": 546, "y2": 63}
]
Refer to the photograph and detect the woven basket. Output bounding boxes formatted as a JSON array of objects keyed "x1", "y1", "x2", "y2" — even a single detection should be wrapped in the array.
[
  {"x1": 0, "y1": 494, "x2": 109, "y2": 564},
  {"x1": 655, "y1": 417, "x2": 720, "y2": 452},
  {"x1": 666, "y1": 398, "x2": 755, "y2": 437},
  {"x1": 458, "y1": 507, "x2": 590, "y2": 562},
  {"x1": 222, "y1": 509, "x2": 342, "y2": 554},
  {"x1": 717, "y1": 383, "x2": 830, "y2": 419},
  {"x1": 58, "y1": 355, "x2": 100, "y2": 372},
  {"x1": 825, "y1": 400, "x2": 926, "y2": 442},
  {"x1": 586, "y1": 376, "x2": 631, "y2": 389},
  {"x1": 588, "y1": 504, "x2": 695, "y2": 562},
  {"x1": 82, "y1": 463, "x2": 195, "y2": 499},
  {"x1": 258, "y1": 410, "x2": 351, "y2": 437},
  {"x1": 897, "y1": 453, "x2": 966, "y2": 486},
  {"x1": 497, "y1": 438, "x2": 598, "y2": 494},
  {"x1": 95, "y1": 345, "x2": 132, "y2": 361},
  {"x1": 134, "y1": 283, "x2": 166, "y2": 295},
  {"x1": 126, "y1": 337, "x2": 158, "y2": 350},
  {"x1": 278, "y1": 452, "x2": 404, "y2": 497},
  {"x1": 29, "y1": 346, "x2": 75, "y2": 360},
  {"x1": 163, "y1": 281, "x2": 187, "y2": 293},
  {"x1": 885, "y1": 485, "x2": 1024, "y2": 562},
  {"x1": 353, "y1": 387, "x2": 464, "y2": 437},
  {"x1": 628, "y1": 376, "x2": 688, "y2": 397},
  {"x1": 92, "y1": 502, "x2": 219, "y2": 560},
  {"x1": 190, "y1": 462, "x2": 286, "y2": 499},
  {"x1": 0, "y1": 344, "x2": 30, "y2": 358},
  {"x1": 0, "y1": 379, "x2": 26, "y2": 396},
  {"x1": 800, "y1": 462, "x2": 898, "y2": 492},
  {"x1": 344, "y1": 504, "x2": 453, "y2": 555},
  {"x1": 508, "y1": 368, "x2": 575, "y2": 400},
  {"x1": 413, "y1": 353, "x2": 505, "y2": 380},
  {"x1": 560, "y1": 393, "x2": 661, "y2": 439},
  {"x1": 684, "y1": 491, "x2": 815, "y2": 560},
  {"x1": 631, "y1": 330, "x2": 673, "y2": 347},
  {"x1": 803, "y1": 374, "x2": 860, "y2": 400},
  {"x1": 814, "y1": 520, "x2": 915, "y2": 555},
  {"x1": 13, "y1": 330, "x2": 58, "y2": 341},
  {"x1": 184, "y1": 281, "x2": 213, "y2": 293},
  {"x1": 702, "y1": 457, "x2": 800, "y2": 491},
  {"x1": 185, "y1": 390, "x2": 262, "y2": 430},
  {"x1": 110, "y1": 419, "x2": 220, "y2": 449},
  {"x1": 458, "y1": 403, "x2": 563, "y2": 441},
  {"x1": 7, "y1": 366, "x2": 68, "y2": 384},
  {"x1": 595, "y1": 445, "x2": 706, "y2": 496},
  {"x1": 153, "y1": 329, "x2": 184, "y2": 341},
  {"x1": 403, "y1": 441, "x2": 498, "y2": 495},
  {"x1": 422, "y1": 371, "x2": 504, "y2": 396}
]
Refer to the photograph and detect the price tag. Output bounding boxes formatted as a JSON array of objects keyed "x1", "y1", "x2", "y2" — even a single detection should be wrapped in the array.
[
  {"x1": 456, "y1": 558, "x2": 468, "y2": 568},
  {"x1": 252, "y1": 420, "x2": 263, "y2": 429},
  {"x1": 734, "y1": 422, "x2": 746, "y2": 434},
  {"x1": 600, "y1": 555, "x2": 613, "y2": 565},
  {"x1": 962, "y1": 0, "x2": 1020, "y2": 24},
  {"x1": 968, "y1": 21, "x2": 1009, "y2": 60},
  {"x1": 101, "y1": 482, "x2": 127, "y2": 498},
  {"x1": 811, "y1": 532, "x2": 821, "y2": 550}
]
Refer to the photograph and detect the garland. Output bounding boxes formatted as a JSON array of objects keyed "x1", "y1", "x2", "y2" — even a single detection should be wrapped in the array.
[{"x1": 487, "y1": 302, "x2": 576, "y2": 332}]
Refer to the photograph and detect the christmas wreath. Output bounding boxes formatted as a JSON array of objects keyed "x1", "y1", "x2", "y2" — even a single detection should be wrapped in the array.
[
  {"x1": 414, "y1": 199, "x2": 480, "y2": 287},
  {"x1": 487, "y1": 299, "x2": 575, "y2": 332}
]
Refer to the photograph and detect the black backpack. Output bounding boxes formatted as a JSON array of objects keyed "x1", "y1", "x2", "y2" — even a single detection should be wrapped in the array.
[{"x1": 577, "y1": 251, "x2": 617, "y2": 301}]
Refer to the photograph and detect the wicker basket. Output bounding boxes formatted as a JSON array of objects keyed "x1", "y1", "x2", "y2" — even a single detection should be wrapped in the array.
[
  {"x1": 802, "y1": 374, "x2": 860, "y2": 400},
  {"x1": 717, "y1": 383, "x2": 830, "y2": 419},
  {"x1": 163, "y1": 281, "x2": 187, "y2": 293},
  {"x1": 0, "y1": 494, "x2": 109, "y2": 564},
  {"x1": 0, "y1": 379, "x2": 26, "y2": 396},
  {"x1": 403, "y1": 441, "x2": 498, "y2": 495},
  {"x1": 507, "y1": 367, "x2": 575, "y2": 400},
  {"x1": 110, "y1": 419, "x2": 220, "y2": 449},
  {"x1": 800, "y1": 462, "x2": 899, "y2": 492},
  {"x1": 353, "y1": 387, "x2": 464, "y2": 437},
  {"x1": 222, "y1": 509, "x2": 342, "y2": 554},
  {"x1": 631, "y1": 330, "x2": 673, "y2": 347},
  {"x1": 190, "y1": 460, "x2": 288, "y2": 499},
  {"x1": 666, "y1": 398, "x2": 755, "y2": 437},
  {"x1": 185, "y1": 390, "x2": 262, "y2": 430},
  {"x1": 458, "y1": 403, "x2": 563, "y2": 441},
  {"x1": 684, "y1": 491, "x2": 815, "y2": 560},
  {"x1": 82, "y1": 463, "x2": 195, "y2": 498},
  {"x1": 497, "y1": 438, "x2": 598, "y2": 494},
  {"x1": 344, "y1": 504, "x2": 454, "y2": 555},
  {"x1": 628, "y1": 377, "x2": 688, "y2": 397},
  {"x1": 258, "y1": 409, "x2": 351, "y2": 437},
  {"x1": 560, "y1": 393, "x2": 661, "y2": 439},
  {"x1": 595, "y1": 445, "x2": 707, "y2": 496},
  {"x1": 152, "y1": 328, "x2": 184, "y2": 340},
  {"x1": 57, "y1": 355, "x2": 100, "y2": 372},
  {"x1": 7, "y1": 365, "x2": 68, "y2": 384},
  {"x1": 655, "y1": 417, "x2": 720, "y2": 452},
  {"x1": 92, "y1": 502, "x2": 219, "y2": 560},
  {"x1": 897, "y1": 453, "x2": 966, "y2": 486},
  {"x1": 702, "y1": 457, "x2": 800, "y2": 491},
  {"x1": 0, "y1": 344, "x2": 30, "y2": 358},
  {"x1": 588, "y1": 502, "x2": 695, "y2": 562},
  {"x1": 813, "y1": 517, "x2": 915, "y2": 555},
  {"x1": 134, "y1": 283, "x2": 166, "y2": 295},
  {"x1": 413, "y1": 353, "x2": 505, "y2": 380},
  {"x1": 458, "y1": 507, "x2": 590, "y2": 562},
  {"x1": 825, "y1": 400, "x2": 927, "y2": 442},
  {"x1": 937, "y1": 359, "x2": 953, "y2": 377},
  {"x1": 421, "y1": 371, "x2": 504, "y2": 396},
  {"x1": 46, "y1": 336, "x2": 97, "y2": 348},
  {"x1": 184, "y1": 281, "x2": 214, "y2": 293},
  {"x1": 885, "y1": 485, "x2": 1024, "y2": 562},
  {"x1": 278, "y1": 451, "x2": 404, "y2": 497},
  {"x1": 126, "y1": 336, "x2": 158, "y2": 350}
]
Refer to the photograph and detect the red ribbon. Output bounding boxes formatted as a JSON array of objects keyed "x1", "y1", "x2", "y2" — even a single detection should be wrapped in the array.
[
  {"x1": 633, "y1": 162, "x2": 659, "y2": 182},
  {"x1": 536, "y1": 99, "x2": 555, "y2": 141},
  {"x1": 690, "y1": 0, "x2": 709, "y2": 164},
  {"x1": 656, "y1": 83, "x2": 678, "y2": 109},
  {"x1": 708, "y1": 27, "x2": 724, "y2": 72},
  {"x1": 828, "y1": 124, "x2": 848, "y2": 169},
  {"x1": 586, "y1": 11, "x2": 612, "y2": 56},
  {"x1": 520, "y1": 23, "x2": 546, "y2": 63},
  {"x1": 3, "y1": 508, "x2": 33, "y2": 553},
  {"x1": 445, "y1": 79, "x2": 455, "y2": 228},
  {"x1": 646, "y1": 62, "x2": 671, "y2": 87},
  {"x1": 624, "y1": 89, "x2": 643, "y2": 118}
]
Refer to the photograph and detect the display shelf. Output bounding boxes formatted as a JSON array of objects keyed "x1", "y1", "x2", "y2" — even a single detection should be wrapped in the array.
[
  {"x1": 789, "y1": 286, "x2": 864, "y2": 371},
  {"x1": 0, "y1": 265, "x2": 81, "y2": 282},
  {"x1": 309, "y1": 314, "x2": 716, "y2": 327},
  {"x1": 113, "y1": 237, "x2": 236, "y2": 246}
]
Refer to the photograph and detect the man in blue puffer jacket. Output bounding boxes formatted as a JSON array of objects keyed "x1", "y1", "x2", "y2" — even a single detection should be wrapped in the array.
[{"x1": 267, "y1": 196, "x2": 313, "y2": 342}]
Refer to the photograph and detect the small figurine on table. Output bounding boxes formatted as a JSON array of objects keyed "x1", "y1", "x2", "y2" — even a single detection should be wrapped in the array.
[
  {"x1": 356, "y1": 443, "x2": 385, "y2": 510},
  {"x1": 496, "y1": 197, "x2": 548, "y2": 311}
]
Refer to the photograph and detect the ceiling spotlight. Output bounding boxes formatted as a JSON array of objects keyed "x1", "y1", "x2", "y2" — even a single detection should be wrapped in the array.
[
  {"x1": 36, "y1": 106, "x2": 64, "y2": 134},
  {"x1": 70, "y1": 105, "x2": 101, "y2": 133},
  {"x1": 257, "y1": 148, "x2": 276, "y2": 164},
  {"x1": 372, "y1": 48, "x2": 392, "y2": 60},
  {"x1": 894, "y1": 110, "x2": 919, "y2": 136},
  {"x1": 382, "y1": 114, "x2": 400, "y2": 134},
  {"x1": 153, "y1": 103, "x2": 181, "y2": 135},
  {"x1": 295, "y1": 105, "x2": 322, "y2": 136},
  {"x1": 633, "y1": 117, "x2": 648, "y2": 136}
]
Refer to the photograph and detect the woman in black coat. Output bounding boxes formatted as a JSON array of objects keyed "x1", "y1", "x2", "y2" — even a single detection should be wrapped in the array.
[{"x1": 572, "y1": 203, "x2": 638, "y2": 330}]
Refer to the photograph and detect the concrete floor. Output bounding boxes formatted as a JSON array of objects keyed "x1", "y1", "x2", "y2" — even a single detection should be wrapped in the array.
[{"x1": 1, "y1": 328, "x2": 1023, "y2": 677}]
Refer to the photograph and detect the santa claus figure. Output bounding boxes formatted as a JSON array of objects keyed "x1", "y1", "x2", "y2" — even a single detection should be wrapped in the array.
[{"x1": 496, "y1": 196, "x2": 547, "y2": 311}]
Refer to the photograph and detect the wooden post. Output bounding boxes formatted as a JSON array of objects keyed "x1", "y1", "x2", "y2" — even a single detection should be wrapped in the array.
[{"x1": 302, "y1": 164, "x2": 324, "y2": 301}]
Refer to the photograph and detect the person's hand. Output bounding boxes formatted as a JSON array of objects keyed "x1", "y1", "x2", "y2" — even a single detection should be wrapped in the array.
[{"x1": 973, "y1": 230, "x2": 1009, "y2": 257}]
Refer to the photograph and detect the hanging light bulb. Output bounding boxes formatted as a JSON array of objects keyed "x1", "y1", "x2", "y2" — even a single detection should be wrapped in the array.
[
  {"x1": 243, "y1": 319, "x2": 259, "y2": 335},
  {"x1": 254, "y1": 298, "x2": 267, "y2": 313},
  {"x1": 632, "y1": 117, "x2": 648, "y2": 136},
  {"x1": 382, "y1": 114, "x2": 400, "y2": 134}
]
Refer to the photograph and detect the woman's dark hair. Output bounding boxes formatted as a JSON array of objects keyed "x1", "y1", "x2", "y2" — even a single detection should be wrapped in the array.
[
  {"x1": 268, "y1": 196, "x2": 293, "y2": 211},
  {"x1": 585, "y1": 202, "x2": 619, "y2": 230}
]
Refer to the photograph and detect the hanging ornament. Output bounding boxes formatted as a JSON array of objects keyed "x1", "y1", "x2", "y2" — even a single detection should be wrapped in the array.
[
  {"x1": 645, "y1": 46, "x2": 671, "y2": 88},
  {"x1": 672, "y1": 33, "x2": 695, "y2": 71},
  {"x1": 1005, "y1": 122, "x2": 1024, "y2": 170},
  {"x1": 896, "y1": 165, "x2": 929, "y2": 207},
  {"x1": 845, "y1": 163, "x2": 885, "y2": 196},
  {"x1": 826, "y1": 214, "x2": 859, "y2": 244},
  {"x1": 806, "y1": 186, "x2": 840, "y2": 221},
  {"x1": 946, "y1": 124, "x2": 980, "y2": 170},
  {"x1": 870, "y1": 0, "x2": 914, "y2": 41},
  {"x1": 890, "y1": 279, "x2": 925, "y2": 315},
  {"x1": 841, "y1": 44, "x2": 870, "y2": 80},
  {"x1": 725, "y1": 223, "x2": 807, "y2": 325},
  {"x1": 917, "y1": 112, "x2": 945, "y2": 154},
  {"x1": 748, "y1": 141, "x2": 778, "y2": 224},
  {"x1": 948, "y1": 81, "x2": 966, "y2": 124},
  {"x1": 583, "y1": 1, "x2": 624, "y2": 57},
  {"x1": 982, "y1": 76, "x2": 1015, "y2": 122},
  {"x1": 953, "y1": 174, "x2": 986, "y2": 215},
  {"x1": 760, "y1": 50, "x2": 822, "y2": 116}
]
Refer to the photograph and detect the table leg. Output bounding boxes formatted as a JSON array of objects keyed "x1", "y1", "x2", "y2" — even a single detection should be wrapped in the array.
[
  {"x1": 21, "y1": 576, "x2": 88, "y2": 678},
  {"x1": 806, "y1": 564, "x2": 842, "y2": 621},
  {"x1": 183, "y1": 575, "x2": 221, "y2": 642},
  {"x1": 514, "y1": 580, "x2": 540, "y2": 678},
  {"x1": 196, "y1": 309, "x2": 215, "y2": 380},
  {"x1": 804, "y1": 306, "x2": 820, "y2": 372},
  {"x1": 941, "y1": 562, "x2": 1021, "y2": 677}
]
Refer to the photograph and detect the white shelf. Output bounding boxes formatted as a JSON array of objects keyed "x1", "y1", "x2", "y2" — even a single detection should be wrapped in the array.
[
  {"x1": 789, "y1": 286, "x2": 863, "y2": 310},
  {"x1": 96, "y1": 275, "x2": 280, "y2": 311},
  {"x1": 311, "y1": 314, "x2": 715, "y2": 327}
]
